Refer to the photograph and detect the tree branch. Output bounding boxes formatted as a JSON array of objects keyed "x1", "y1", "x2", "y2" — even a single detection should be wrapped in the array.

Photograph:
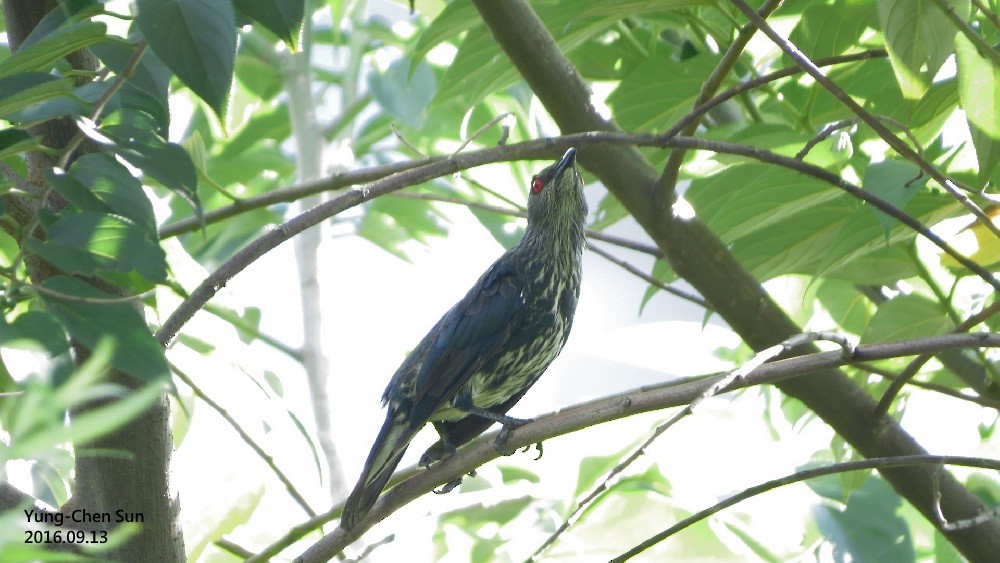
[
  {"x1": 467, "y1": 1, "x2": 1000, "y2": 559},
  {"x1": 156, "y1": 131, "x2": 1000, "y2": 353},
  {"x1": 727, "y1": 0, "x2": 1000, "y2": 240},
  {"x1": 654, "y1": 0, "x2": 781, "y2": 203},
  {"x1": 288, "y1": 332, "x2": 1000, "y2": 561},
  {"x1": 614, "y1": 455, "x2": 1000, "y2": 562}
]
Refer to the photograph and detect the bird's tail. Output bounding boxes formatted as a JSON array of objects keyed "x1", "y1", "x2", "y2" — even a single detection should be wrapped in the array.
[{"x1": 341, "y1": 409, "x2": 415, "y2": 530}]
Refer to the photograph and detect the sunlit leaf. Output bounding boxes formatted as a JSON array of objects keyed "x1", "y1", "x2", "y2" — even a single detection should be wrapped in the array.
[
  {"x1": 877, "y1": 0, "x2": 968, "y2": 98},
  {"x1": 136, "y1": 0, "x2": 236, "y2": 115}
]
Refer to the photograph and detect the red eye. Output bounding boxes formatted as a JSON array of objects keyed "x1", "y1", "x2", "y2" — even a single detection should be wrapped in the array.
[{"x1": 530, "y1": 177, "x2": 544, "y2": 194}]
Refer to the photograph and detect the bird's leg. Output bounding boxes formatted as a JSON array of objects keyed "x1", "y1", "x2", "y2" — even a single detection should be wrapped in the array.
[
  {"x1": 455, "y1": 403, "x2": 532, "y2": 456},
  {"x1": 424, "y1": 423, "x2": 473, "y2": 494},
  {"x1": 419, "y1": 422, "x2": 457, "y2": 468}
]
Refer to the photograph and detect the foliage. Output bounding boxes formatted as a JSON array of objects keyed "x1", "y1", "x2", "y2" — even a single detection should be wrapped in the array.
[{"x1": 0, "y1": 0, "x2": 999, "y2": 560}]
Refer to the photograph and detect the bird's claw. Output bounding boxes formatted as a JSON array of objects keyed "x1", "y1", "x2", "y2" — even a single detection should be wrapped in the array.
[
  {"x1": 433, "y1": 478, "x2": 463, "y2": 494},
  {"x1": 432, "y1": 469, "x2": 477, "y2": 495},
  {"x1": 419, "y1": 439, "x2": 457, "y2": 468},
  {"x1": 524, "y1": 441, "x2": 543, "y2": 460},
  {"x1": 493, "y1": 417, "x2": 532, "y2": 455}
]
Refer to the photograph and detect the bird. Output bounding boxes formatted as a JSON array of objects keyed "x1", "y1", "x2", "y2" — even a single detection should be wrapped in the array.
[{"x1": 340, "y1": 148, "x2": 587, "y2": 530}]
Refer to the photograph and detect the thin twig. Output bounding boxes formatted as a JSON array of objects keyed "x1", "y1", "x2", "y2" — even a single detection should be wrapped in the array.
[
  {"x1": 655, "y1": 0, "x2": 782, "y2": 201},
  {"x1": 390, "y1": 123, "x2": 424, "y2": 155},
  {"x1": 346, "y1": 534, "x2": 395, "y2": 562},
  {"x1": 796, "y1": 119, "x2": 856, "y2": 160},
  {"x1": 663, "y1": 49, "x2": 888, "y2": 140},
  {"x1": 928, "y1": 0, "x2": 1000, "y2": 67},
  {"x1": 728, "y1": 0, "x2": 1000, "y2": 241},
  {"x1": 586, "y1": 242, "x2": 708, "y2": 309},
  {"x1": 972, "y1": 0, "x2": 1000, "y2": 31},
  {"x1": 57, "y1": 40, "x2": 148, "y2": 170},
  {"x1": 170, "y1": 362, "x2": 317, "y2": 518},
  {"x1": 528, "y1": 332, "x2": 854, "y2": 560},
  {"x1": 453, "y1": 112, "x2": 513, "y2": 155},
  {"x1": 875, "y1": 298, "x2": 1000, "y2": 417},
  {"x1": 932, "y1": 470, "x2": 1000, "y2": 531},
  {"x1": 795, "y1": 116, "x2": 922, "y2": 160},
  {"x1": 390, "y1": 190, "x2": 664, "y2": 257},
  {"x1": 614, "y1": 455, "x2": 1000, "y2": 562},
  {"x1": 859, "y1": 362, "x2": 1000, "y2": 410},
  {"x1": 30, "y1": 284, "x2": 154, "y2": 304}
]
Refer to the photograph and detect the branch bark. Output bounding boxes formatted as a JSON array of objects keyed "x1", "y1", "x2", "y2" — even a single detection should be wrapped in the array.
[
  {"x1": 291, "y1": 332, "x2": 1000, "y2": 561},
  {"x1": 469, "y1": 0, "x2": 1000, "y2": 559}
]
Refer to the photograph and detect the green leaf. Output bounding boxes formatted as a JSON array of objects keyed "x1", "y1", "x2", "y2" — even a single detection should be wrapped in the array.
[
  {"x1": 91, "y1": 40, "x2": 173, "y2": 135},
  {"x1": 440, "y1": 497, "x2": 533, "y2": 529},
  {"x1": 862, "y1": 292, "x2": 954, "y2": 344},
  {"x1": 98, "y1": 111, "x2": 200, "y2": 209},
  {"x1": 497, "y1": 465, "x2": 540, "y2": 485},
  {"x1": 369, "y1": 57, "x2": 436, "y2": 127},
  {"x1": 877, "y1": 0, "x2": 969, "y2": 98},
  {"x1": 688, "y1": 164, "x2": 842, "y2": 243},
  {"x1": 955, "y1": 33, "x2": 1000, "y2": 183},
  {"x1": 910, "y1": 78, "x2": 959, "y2": 143},
  {"x1": 431, "y1": 1, "x2": 648, "y2": 108},
  {"x1": 11, "y1": 382, "x2": 163, "y2": 461},
  {"x1": 27, "y1": 211, "x2": 166, "y2": 283},
  {"x1": 608, "y1": 53, "x2": 722, "y2": 132},
  {"x1": 0, "y1": 21, "x2": 107, "y2": 77},
  {"x1": 861, "y1": 159, "x2": 927, "y2": 237},
  {"x1": 591, "y1": 191, "x2": 628, "y2": 230},
  {"x1": 357, "y1": 196, "x2": 448, "y2": 261},
  {"x1": 0, "y1": 310, "x2": 70, "y2": 357},
  {"x1": 639, "y1": 258, "x2": 677, "y2": 313},
  {"x1": 812, "y1": 191, "x2": 960, "y2": 279},
  {"x1": 66, "y1": 153, "x2": 158, "y2": 235},
  {"x1": 184, "y1": 485, "x2": 263, "y2": 561},
  {"x1": 233, "y1": 0, "x2": 304, "y2": 48},
  {"x1": 570, "y1": 26, "x2": 650, "y2": 81},
  {"x1": 792, "y1": 58, "x2": 907, "y2": 126},
  {"x1": 789, "y1": 2, "x2": 878, "y2": 61},
  {"x1": 234, "y1": 54, "x2": 283, "y2": 101},
  {"x1": 18, "y1": 0, "x2": 104, "y2": 50},
  {"x1": 38, "y1": 276, "x2": 169, "y2": 382},
  {"x1": 4, "y1": 81, "x2": 94, "y2": 124},
  {"x1": 0, "y1": 73, "x2": 76, "y2": 119},
  {"x1": 136, "y1": 0, "x2": 236, "y2": 115},
  {"x1": 176, "y1": 332, "x2": 215, "y2": 355},
  {"x1": 811, "y1": 476, "x2": 914, "y2": 561},
  {"x1": 236, "y1": 306, "x2": 262, "y2": 345},
  {"x1": 816, "y1": 279, "x2": 873, "y2": 335},
  {"x1": 0, "y1": 128, "x2": 43, "y2": 160},
  {"x1": 411, "y1": 0, "x2": 478, "y2": 65}
]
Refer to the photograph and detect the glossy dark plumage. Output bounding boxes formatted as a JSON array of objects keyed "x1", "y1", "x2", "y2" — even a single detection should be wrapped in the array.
[{"x1": 341, "y1": 148, "x2": 586, "y2": 530}]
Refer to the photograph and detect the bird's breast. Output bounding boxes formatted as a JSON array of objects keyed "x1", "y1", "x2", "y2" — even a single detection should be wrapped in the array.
[{"x1": 431, "y1": 264, "x2": 580, "y2": 421}]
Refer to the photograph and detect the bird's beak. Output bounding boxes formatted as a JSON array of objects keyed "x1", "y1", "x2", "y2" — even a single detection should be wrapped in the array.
[{"x1": 553, "y1": 148, "x2": 577, "y2": 180}]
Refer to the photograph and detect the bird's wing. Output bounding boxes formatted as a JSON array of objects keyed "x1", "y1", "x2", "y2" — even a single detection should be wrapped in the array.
[{"x1": 408, "y1": 263, "x2": 524, "y2": 423}]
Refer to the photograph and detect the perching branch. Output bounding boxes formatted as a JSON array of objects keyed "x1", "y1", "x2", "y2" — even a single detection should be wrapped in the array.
[{"x1": 285, "y1": 332, "x2": 1000, "y2": 561}]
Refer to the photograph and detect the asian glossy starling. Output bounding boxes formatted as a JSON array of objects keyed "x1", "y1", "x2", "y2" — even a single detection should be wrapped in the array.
[{"x1": 341, "y1": 148, "x2": 586, "y2": 530}]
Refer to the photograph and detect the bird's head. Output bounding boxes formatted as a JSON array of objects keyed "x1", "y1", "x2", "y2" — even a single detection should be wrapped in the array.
[{"x1": 525, "y1": 148, "x2": 587, "y2": 238}]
